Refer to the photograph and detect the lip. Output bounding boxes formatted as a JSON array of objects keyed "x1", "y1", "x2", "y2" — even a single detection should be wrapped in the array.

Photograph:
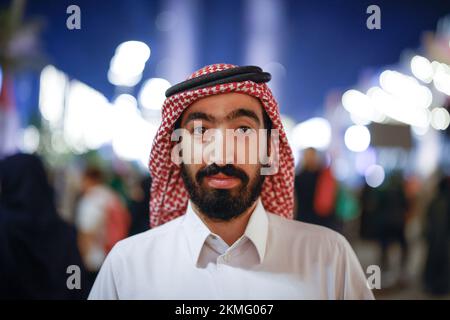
[{"x1": 204, "y1": 173, "x2": 241, "y2": 189}]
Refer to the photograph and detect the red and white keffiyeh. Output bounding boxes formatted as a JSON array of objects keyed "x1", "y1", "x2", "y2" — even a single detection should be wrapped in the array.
[{"x1": 148, "y1": 63, "x2": 294, "y2": 227}]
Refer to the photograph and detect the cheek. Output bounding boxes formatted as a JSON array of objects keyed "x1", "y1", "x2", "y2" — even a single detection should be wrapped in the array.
[
  {"x1": 233, "y1": 133, "x2": 260, "y2": 165},
  {"x1": 178, "y1": 134, "x2": 205, "y2": 165},
  {"x1": 183, "y1": 163, "x2": 202, "y2": 180},
  {"x1": 238, "y1": 163, "x2": 260, "y2": 179}
]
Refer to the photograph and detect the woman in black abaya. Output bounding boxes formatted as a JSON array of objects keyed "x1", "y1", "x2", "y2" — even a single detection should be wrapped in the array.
[{"x1": 0, "y1": 153, "x2": 88, "y2": 299}]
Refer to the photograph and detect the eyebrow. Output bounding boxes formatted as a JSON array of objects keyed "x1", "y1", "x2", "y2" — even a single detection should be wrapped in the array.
[
  {"x1": 183, "y1": 112, "x2": 215, "y2": 126},
  {"x1": 226, "y1": 108, "x2": 261, "y2": 126},
  {"x1": 183, "y1": 108, "x2": 261, "y2": 127}
]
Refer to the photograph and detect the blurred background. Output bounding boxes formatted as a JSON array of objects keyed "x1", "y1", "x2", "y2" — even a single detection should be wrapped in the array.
[{"x1": 1, "y1": 0, "x2": 450, "y2": 299}]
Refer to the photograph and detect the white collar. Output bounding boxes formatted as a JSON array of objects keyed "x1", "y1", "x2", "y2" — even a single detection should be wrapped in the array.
[{"x1": 181, "y1": 197, "x2": 269, "y2": 266}]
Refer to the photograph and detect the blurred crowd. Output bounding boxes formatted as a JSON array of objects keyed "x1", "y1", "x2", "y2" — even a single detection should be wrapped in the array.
[
  {"x1": 0, "y1": 152, "x2": 152, "y2": 299},
  {"x1": 293, "y1": 148, "x2": 450, "y2": 297}
]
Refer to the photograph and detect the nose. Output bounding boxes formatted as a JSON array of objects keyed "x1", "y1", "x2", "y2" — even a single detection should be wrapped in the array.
[{"x1": 205, "y1": 128, "x2": 235, "y2": 166}]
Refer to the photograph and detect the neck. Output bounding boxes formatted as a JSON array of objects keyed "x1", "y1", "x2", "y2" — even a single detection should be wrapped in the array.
[{"x1": 193, "y1": 200, "x2": 258, "y2": 246}]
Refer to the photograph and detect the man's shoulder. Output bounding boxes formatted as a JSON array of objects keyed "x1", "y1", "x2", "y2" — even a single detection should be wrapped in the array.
[{"x1": 266, "y1": 212, "x2": 348, "y2": 247}]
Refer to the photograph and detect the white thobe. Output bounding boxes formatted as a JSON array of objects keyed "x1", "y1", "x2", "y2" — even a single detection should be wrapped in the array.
[{"x1": 89, "y1": 198, "x2": 374, "y2": 300}]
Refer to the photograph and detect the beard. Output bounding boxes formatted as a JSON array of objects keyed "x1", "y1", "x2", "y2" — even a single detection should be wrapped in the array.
[{"x1": 180, "y1": 163, "x2": 265, "y2": 221}]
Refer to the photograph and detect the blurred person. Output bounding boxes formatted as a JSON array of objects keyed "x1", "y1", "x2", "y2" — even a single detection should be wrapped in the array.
[
  {"x1": 128, "y1": 175, "x2": 152, "y2": 236},
  {"x1": 423, "y1": 175, "x2": 450, "y2": 295},
  {"x1": 89, "y1": 64, "x2": 373, "y2": 300},
  {"x1": 294, "y1": 148, "x2": 340, "y2": 231},
  {"x1": 0, "y1": 153, "x2": 88, "y2": 299},
  {"x1": 378, "y1": 171, "x2": 409, "y2": 282},
  {"x1": 361, "y1": 170, "x2": 410, "y2": 287},
  {"x1": 75, "y1": 166, "x2": 130, "y2": 288},
  {"x1": 359, "y1": 182, "x2": 382, "y2": 241}
]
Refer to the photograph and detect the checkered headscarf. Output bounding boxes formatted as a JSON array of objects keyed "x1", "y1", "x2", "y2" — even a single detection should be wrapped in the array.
[{"x1": 149, "y1": 63, "x2": 294, "y2": 227}]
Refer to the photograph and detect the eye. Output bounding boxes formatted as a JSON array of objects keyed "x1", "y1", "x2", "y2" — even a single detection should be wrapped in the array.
[
  {"x1": 193, "y1": 126, "x2": 206, "y2": 135},
  {"x1": 236, "y1": 126, "x2": 253, "y2": 134}
]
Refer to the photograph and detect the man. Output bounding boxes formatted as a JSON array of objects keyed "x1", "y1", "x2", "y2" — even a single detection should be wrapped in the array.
[
  {"x1": 294, "y1": 147, "x2": 340, "y2": 231},
  {"x1": 89, "y1": 64, "x2": 374, "y2": 299}
]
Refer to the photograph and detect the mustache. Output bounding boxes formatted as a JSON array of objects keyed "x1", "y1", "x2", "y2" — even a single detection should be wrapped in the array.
[{"x1": 196, "y1": 163, "x2": 249, "y2": 185}]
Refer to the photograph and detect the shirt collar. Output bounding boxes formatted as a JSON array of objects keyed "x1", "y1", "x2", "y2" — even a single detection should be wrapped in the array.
[
  {"x1": 181, "y1": 197, "x2": 269, "y2": 266},
  {"x1": 243, "y1": 198, "x2": 268, "y2": 263}
]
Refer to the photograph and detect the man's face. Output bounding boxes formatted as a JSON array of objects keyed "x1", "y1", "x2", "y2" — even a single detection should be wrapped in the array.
[{"x1": 177, "y1": 92, "x2": 268, "y2": 221}]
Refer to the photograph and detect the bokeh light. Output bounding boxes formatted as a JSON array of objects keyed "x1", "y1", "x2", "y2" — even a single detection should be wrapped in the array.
[
  {"x1": 364, "y1": 164, "x2": 385, "y2": 188},
  {"x1": 344, "y1": 125, "x2": 371, "y2": 152}
]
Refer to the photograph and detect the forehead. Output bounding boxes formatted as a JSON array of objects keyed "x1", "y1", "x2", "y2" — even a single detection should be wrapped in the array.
[{"x1": 180, "y1": 92, "x2": 263, "y2": 124}]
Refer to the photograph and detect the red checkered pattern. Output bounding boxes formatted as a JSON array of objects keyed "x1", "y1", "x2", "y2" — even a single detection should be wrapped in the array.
[{"x1": 149, "y1": 63, "x2": 295, "y2": 227}]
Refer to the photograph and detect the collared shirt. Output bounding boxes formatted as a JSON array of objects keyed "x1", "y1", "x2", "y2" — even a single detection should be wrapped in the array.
[{"x1": 88, "y1": 198, "x2": 374, "y2": 300}]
